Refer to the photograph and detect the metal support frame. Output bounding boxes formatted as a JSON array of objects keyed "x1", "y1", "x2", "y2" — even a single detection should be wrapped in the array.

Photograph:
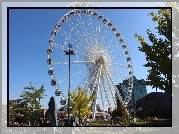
[{"x1": 64, "y1": 44, "x2": 75, "y2": 126}]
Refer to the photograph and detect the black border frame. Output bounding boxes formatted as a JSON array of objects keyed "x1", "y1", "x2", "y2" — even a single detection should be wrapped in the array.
[{"x1": 7, "y1": 6, "x2": 172, "y2": 127}]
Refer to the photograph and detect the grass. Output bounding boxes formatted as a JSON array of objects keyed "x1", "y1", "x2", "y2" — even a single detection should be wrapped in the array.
[{"x1": 86, "y1": 118, "x2": 171, "y2": 127}]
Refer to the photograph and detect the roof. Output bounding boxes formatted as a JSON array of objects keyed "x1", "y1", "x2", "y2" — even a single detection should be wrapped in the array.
[
  {"x1": 58, "y1": 105, "x2": 68, "y2": 111},
  {"x1": 136, "y1": 92, "x2": 171, "y2": 117}
]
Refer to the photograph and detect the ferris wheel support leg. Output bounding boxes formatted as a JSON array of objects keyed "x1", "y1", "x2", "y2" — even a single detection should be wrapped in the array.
[
  {"x1": 92, "y1": 68, "x2": 100, "y2": 121},
  {"x1": 93, "y1": 70, "x2": 101, "y2": 121},
  {"x1": 99, "y1": 66, "x2": 105, "y2": 112},
  {"x1": 92, "y1": 98, "x2": 97, "y2": 121}
]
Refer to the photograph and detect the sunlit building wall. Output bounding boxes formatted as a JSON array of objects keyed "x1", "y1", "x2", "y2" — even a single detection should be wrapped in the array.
[{"x1": 116, "y1": 76, "x2": 147, "y2": 107}]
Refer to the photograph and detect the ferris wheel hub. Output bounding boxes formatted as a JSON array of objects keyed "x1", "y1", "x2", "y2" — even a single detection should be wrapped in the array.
[
  {"x1": 95, "y1": 55, "x2": 108, "y2": 65},
  {"x1": 99, "y1": 55, "x2": 108, "y2": 64}
]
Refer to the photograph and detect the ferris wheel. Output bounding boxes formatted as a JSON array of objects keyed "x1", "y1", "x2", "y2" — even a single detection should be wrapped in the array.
[{"x1": 47, "y1": 9, "x2": 133, "y2": 118}]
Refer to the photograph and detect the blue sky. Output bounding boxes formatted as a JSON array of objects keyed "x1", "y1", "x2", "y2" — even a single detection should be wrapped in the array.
[{"x1": 8, "y1": 8, "x2": 165, "y2": 109}]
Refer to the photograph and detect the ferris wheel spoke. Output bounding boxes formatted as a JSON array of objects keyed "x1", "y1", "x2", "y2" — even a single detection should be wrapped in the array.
[
  {"x1": 85, "y1": 12, "x2": 110, "y2": 56},
  {"x1": 110, "y1": 66, "x2": 129, "y2": 82},
  {"x1": 76, "y1": 15, "x2": 94, "y2": 49},
  {"x1": 81, "y1": 19, "x2": 97, "y2": 50},
  {"x1": 83, "y1": 67, "x2": 97, "y2": 93},
  {"x1": 95, "y1": 14, "x2": 100, "y2": 37},
  {"x1": 98, "y1": 26, "x2": 109, "y2": 53},
  {"x1": 91, "y1": 11, "x2": 114, "y2": 54},
  {"x1": 85, "y1": 11, "x2": 99, "y2": 48},
  {"x1": 110, "y1": 54, "x2": 126, "y2": 59},
  {"x1": 107, "y1": 43, "x2": 121, "y2": 56},
  {"x1": 56, "y1": 28, "x2": 73, "y2": 48},
  {"x1": 103, "y1": 36, "x2": 115, "y2": 53},
  {"x1": 58, "y1": 15, "x2": 89, "y2": 57},
  {"x1": 104, "y1": 65, "x2": 124, "y2": 105},
  {"x1": 58, "y1": 65, "x2": 91, "y2": 84},
  {"x1": 91, "y1": 11, "x2": 109, "y2": 52},
  {"x1": 60, "y1": 30, "x2": 72, "y2": 43},
  {"x1": 96, "y1": 15, "x2": 107, "y2": 51},
  {"x1": 84, "y1": 52, "x2": 96, "y2": 61},
  {"x1": 110, "y1": 45, "x2": 131, "y2": 60},
  {"x1": 67, "y1": 20, "x2": 91, "y2": 52},
  {"x1": 61, "y1": 23, "x2": 85, "y2": 53},
  {"x1": 113, "y1": 63, "x2": 129, "y2": 68},
  {"x1": 94, "y1": 19, "x2": 102, "y2": 49},
  {"x1": 79, "y1": 67, "x2": 93, "y2": 89},
  {"x1": 102, "y1": 19, "x2": 116, "y2": 50},
  {"x1": 111, "y1": 63, "x2": 130, "y2": 74},
  {"x1": 103, "y1": 65, "x2": 117, "y2": 108},
  {"x1": 88, "y1": 10, "x2": 106, "y2": 48},
  {"x1": 104, "y1": 30, "x2": 122, "y2": 55},
  {"x1": 50, "y1": 42, "x2": 66, "y2": 51},
  {"x1": 53, "y1": 60, "x2": 93, "y2": 65}
]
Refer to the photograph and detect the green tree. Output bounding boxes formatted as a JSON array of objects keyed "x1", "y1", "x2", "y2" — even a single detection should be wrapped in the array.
[
  {"x1": 111, "y1": 102, "x2": 128, "y2": 123},
  {"x1": 134, "y1": 9, "x2": 171, "y2": 94},
  {"x1": 19, "y1": 82, "x2": 47, "y2": 122},
  {"x1": 70, "y1": 87, "x2": 95, "y2": 125},
  {"x1": 9, "y1": 99, "x2": 27, "y2": 123},
  {"x1": 9, "y1": 99, "x2": 19, "y2": 122}
]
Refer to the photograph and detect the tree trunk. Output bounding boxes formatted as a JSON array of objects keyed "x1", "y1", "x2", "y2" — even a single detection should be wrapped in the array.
[{"x1": 79, "y1": 108, "x2": 80, "y2": 126}]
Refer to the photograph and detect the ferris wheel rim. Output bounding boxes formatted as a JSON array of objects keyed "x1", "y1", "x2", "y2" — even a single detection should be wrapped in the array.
[{"x1": 47, "y1": 9, "x2": 133, "y2": 112}]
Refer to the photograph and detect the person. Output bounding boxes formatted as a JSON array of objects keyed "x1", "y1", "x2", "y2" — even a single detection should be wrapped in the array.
[
  {"x1": 83, "y1": 118, "x2": 87, "y2": 126},
  {"x1": 70, "y1": 116, "x2": 74, "y2": 126},
  {"x1": 75, "y1": 121, "x2": 79, "y2": 126},
  {"x1": 58, "y1": 120, "x2": 63, "y2": 126},
  {"x1": 111, "y1": 116, "x2": 113, "y2": 125}
]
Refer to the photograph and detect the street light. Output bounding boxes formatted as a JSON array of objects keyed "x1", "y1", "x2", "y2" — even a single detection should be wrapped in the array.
[{"x1": 64, "y1": 44, "x2": 75, "y2": 126}]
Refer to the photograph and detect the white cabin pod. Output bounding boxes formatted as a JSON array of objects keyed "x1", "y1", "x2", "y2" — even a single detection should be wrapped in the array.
[
  {"x1": 49, "y1": 39, "x2": 54, "y2": 45},
  {"x1": 129, "y1": 70, "x2": 132, "y2": 75},
  {"x1": 60, "y1": 98, "x2": 66, "y2": 105},
  {"x1": 55, "y1": 88, "x2": 61, "y2": 96},
  {"x1": 47, "y1": 48, "x2": 53, "y2": 55},
  {"x1": 47, "y1": 58, "x2": 52, "y2": 65},
  {"x1": 108, "y1": 23, "x2": 112, "y2": 28},
  {"x1": 48, "y1": 69, "x2": 53, "y2": 76},
  {"x1": 127, "y1": 57, "x2": 131, "y2": 62},
  {"x1": 127, "y1": 63, "x2": 132, "y2": 68},
  {"x1": 112, "y1": 28, "x2": 116, "y2": 32},
  {"x1": 51, "y1": 79, "x2": 56, "y2": 86}
]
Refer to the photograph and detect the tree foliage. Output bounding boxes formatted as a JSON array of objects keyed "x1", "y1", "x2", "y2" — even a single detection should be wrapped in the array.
[
  {"x1": 18, "y1": 82, "x2": 47, "y2": 122},
  {"x1": 9, "y1": 99, "x2": 22, "y2": 122},
  {"x1": 134, "y1": 9, "x2": 172, "y2": 94},
  {"x1": 111, "y1": 102, "x2": 128, "y2": 122},
  {"x1": 70, "y1": 87, "x2": 95, "y2": 125}
]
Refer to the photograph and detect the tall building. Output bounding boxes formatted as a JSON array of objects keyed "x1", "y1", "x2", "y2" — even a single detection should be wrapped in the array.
[{"x1": 116, "y1": 76, "x2": 147, "y2": 108}]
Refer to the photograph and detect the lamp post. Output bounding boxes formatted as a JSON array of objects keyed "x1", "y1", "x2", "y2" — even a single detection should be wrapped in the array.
[{"x1": 64, "y1": 44, "x2": 75, "y2": 126}]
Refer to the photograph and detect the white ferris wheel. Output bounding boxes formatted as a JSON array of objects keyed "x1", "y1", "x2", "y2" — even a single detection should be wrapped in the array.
[{"x1": 47, "y1": 8, "x2": 134, "y2": 119}]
